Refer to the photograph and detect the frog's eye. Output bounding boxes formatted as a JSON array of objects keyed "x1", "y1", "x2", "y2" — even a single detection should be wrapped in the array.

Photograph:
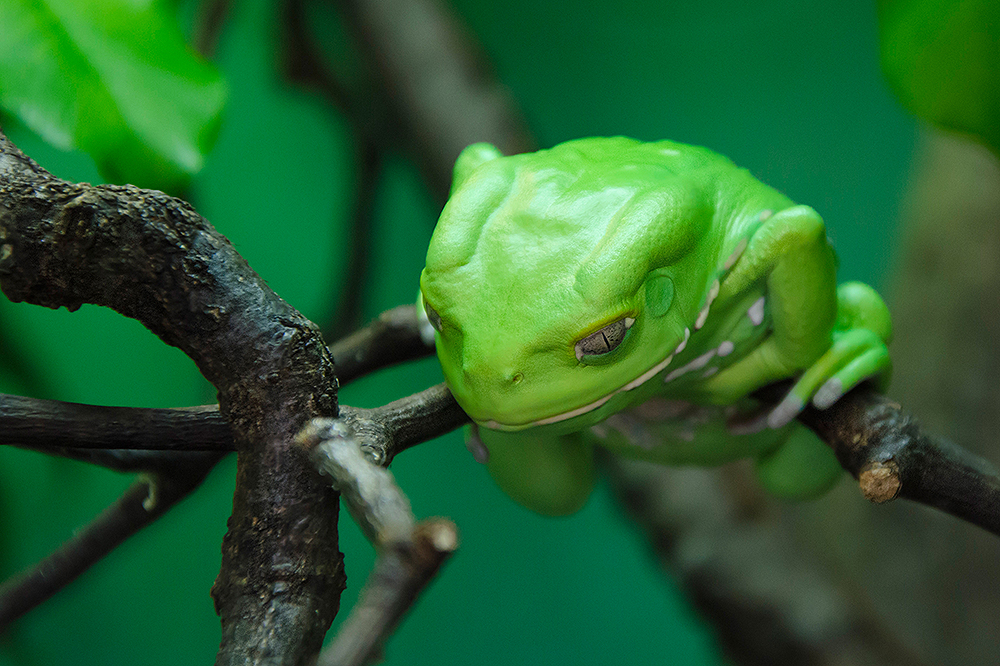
[
  {"x1": 423, "y1": 296, "x2": 443, "y2": 332},
  {"x1": 575, "y1": 317, "x2": 635, "y2": 361}
]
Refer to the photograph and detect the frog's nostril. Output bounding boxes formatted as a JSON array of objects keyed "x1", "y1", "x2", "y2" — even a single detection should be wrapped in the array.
[{"x1": 511, "y1": 372, "x2": 524, "y2": 385}]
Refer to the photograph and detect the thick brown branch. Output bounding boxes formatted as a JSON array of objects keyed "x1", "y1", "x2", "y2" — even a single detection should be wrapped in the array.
[
  {"x1": 0, "y1": 452, "x2": 223, "y2": 630},
  {"x1": 0, "y1": 130, "x2": 343, "y2": 665},
  {"x1": 793, "y1": 385, "x2": 1000, "y2": 535}
]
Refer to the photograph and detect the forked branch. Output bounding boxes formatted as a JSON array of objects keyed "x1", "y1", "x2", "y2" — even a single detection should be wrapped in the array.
[
  {"x1": 0, "y1": 128, "x2": 343, "y2": 664},
  {"x1": 297, "y1": 419, "x2": 458, "y2": 666}
]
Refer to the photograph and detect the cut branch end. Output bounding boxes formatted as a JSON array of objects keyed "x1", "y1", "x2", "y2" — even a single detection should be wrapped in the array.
[{"x1": 859, "y1": 461, "x2": 902, "y2": 503}]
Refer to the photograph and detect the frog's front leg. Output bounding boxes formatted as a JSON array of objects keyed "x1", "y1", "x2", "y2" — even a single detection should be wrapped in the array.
[
  {"x1": 704, "y1": 206, "x2": 891, "y2": 425},
  {"x1": 475, "y1": 426, "x2": 596, "y2": 516},
  {"x1": 771, "y1": 280, "x2": 892, "y2": 425}
]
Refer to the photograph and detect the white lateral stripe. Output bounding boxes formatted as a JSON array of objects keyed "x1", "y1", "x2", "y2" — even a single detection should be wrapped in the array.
[
  {"x1": 664, "y1": 348, "x2": 717, "y2": 383},
  {"x1": 723, "y1": 238, "x2": 748, "y2": 270}
]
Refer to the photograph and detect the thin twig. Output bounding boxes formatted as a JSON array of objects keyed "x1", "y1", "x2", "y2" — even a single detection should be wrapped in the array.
[
  {"x1": 317, "y1": 520, "x2": 457, "y2": 666},
  {"x1": 339, "y1": 384, "x2": 469, "y2": 466},
  {"x1": 0, "y1": 393, "x2": 232, "y2": 452},
  {"x1": 0, "y1": 452, "x2": 224, "y2": 630},
  {"x1": 192, "y1": 0, "x2": 232, "y2": 58},
  {"x1": 281, "y1": 0, "x2": 387, "y2": 338},
  {"x1": 0, "y1": 303, "x2": 438, "y2": 460},
  {"x1": 329, "y1": 304, "x2": 435, "y2": 384},
  {"x1": 282, "y1": 0, "x2": 384, "y2": 130},
  {"x1": 0, "y1": 379, "x2": 466, "y2": 467},
  {"x1": 336, "y1": 0, "x2": 535, "y2": 202},
  {"x1": 326, "y1": 137, "x2": 381, "y2": 339},
  {"x1": 299, "y1": 419, "x2": 415, "y2": 543},
  {"x1": 14, "y1": 444, "x2": 226, "y2": 474},
  {"x1": 298, "y1": 422, "x2": 457, "y2": 666}
]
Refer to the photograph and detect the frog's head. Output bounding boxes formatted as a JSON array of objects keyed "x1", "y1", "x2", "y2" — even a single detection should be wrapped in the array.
[{"x1": 420, "y1": 138, "x2": 720, "y2": 434}]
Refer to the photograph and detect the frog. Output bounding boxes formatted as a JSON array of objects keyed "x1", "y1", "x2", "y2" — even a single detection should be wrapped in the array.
[{"x1": 418, "y1": 137, "x2": 892, "y2": 516}]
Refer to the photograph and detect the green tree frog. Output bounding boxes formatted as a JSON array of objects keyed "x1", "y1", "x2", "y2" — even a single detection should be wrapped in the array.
[{"x1": 419, "y1": 137, "x2": 892, "y2": 515}]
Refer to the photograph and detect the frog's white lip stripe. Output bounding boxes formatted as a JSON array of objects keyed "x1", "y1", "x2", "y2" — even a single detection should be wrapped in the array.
[{"x1": 481, "y1": 327, "x2": 692, "y2": 430}]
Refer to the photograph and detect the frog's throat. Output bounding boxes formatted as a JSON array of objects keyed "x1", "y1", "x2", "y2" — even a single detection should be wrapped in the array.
[{"x1": 481, "y1": 326, "x2": 694, "y2": 432}]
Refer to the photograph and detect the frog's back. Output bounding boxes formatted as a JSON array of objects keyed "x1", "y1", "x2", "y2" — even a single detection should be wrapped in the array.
[{"x1": 427, "y1": 137, "x2": 793, "y2": 287}]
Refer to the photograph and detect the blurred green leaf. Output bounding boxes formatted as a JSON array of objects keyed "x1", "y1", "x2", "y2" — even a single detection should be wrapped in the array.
[
  {"x1": 0, "y1": 0, "x2": 227, "y2": 192},
  {"x1": 879, "y1": 0, "x2": 1000, "y2": 152}
]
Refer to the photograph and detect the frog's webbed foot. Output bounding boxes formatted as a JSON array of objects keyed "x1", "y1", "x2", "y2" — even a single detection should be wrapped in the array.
[{"x1": 768, "y1": 281, "x2": 892, "y2": 429}]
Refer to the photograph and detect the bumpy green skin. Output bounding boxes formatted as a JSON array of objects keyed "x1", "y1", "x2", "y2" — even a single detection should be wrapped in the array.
[{"x1": 420, "y1": 137, "x2": 892, "y2": 516}]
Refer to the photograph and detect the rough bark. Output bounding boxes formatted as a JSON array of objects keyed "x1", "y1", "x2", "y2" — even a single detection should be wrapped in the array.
[{"x1": 0, "y1": 130, "x2": 345, "y2": 665}]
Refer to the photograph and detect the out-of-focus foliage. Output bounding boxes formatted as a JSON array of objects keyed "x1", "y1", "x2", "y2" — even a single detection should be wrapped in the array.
[
  {"x1": 878, "y1": 0, "x2": 1000, "y2": 153},
  {"x1": 0, "y1": 0, "x2": 226, "y2": 192}
]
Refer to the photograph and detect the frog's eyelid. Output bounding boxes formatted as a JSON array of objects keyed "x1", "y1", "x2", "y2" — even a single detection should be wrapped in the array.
[
  {"x1": 575, "y1": 317, "x2": 635, "y2": 361},
  {"x1": 423, "y1": 297, "x2": 443, "y2": 332}
]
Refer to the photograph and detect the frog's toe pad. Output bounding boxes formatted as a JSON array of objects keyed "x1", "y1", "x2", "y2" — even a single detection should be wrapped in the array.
[
  {"x1": 812, "y1": 377, "x2": 844, "y2": 409},
  {"x1": 766, "y1": 393, "x2": 805, "y2": 430}
]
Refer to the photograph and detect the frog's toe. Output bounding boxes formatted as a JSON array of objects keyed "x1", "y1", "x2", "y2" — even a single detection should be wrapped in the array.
[
  {"x1": 812, "y1": 377, "x2": 843, "y2": 409},
  {"x1": 465, "y1": 424, "x2": 490, "y2": 463},
  {"x1": 766, "y1": 392, "x2": 805, "y2": 430},
  {"x1": 772, "y1": 328, "x2": 888, "y2": 426},
  {"x1": 812, "y1": 345, "x2": 891, "y2": 408},
  {"x1": 836, "y1": 282, "x2": 892, "y2": 344}
]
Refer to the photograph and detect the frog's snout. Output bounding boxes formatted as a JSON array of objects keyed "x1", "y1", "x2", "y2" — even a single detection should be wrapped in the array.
[{"x1": 460, "y1": 356, "x2": 526, "y2": 396}]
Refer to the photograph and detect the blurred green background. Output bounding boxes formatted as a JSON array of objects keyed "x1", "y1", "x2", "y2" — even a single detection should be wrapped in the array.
[{"x1": 0, "y1": 0, "x2": 916, "y2": 664}]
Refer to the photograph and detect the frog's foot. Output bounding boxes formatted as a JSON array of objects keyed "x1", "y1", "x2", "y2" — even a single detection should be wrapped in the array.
[
  {"x1": 767, "y1": 282, "x2": 892, "y2": 429},
  {"x1": 755, "y1": 428, "x2": 843, "y2": 499},
  {"x1": 466, "y1": 424, "x2": 490, "y2": 464}
]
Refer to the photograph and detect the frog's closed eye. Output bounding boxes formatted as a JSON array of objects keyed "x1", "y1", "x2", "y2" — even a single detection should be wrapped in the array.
[
  {"x1": 423, "y1": 297, "x2": 443, "y2": 332},
  {"x1": 575, "y1": 317, "x2": 635, "y2": 361}
]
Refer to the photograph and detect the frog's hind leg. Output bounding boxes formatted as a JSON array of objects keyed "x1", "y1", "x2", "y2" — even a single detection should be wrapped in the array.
[{"x1": 477, "y1": 426, "x2": 596, "y2": 516}]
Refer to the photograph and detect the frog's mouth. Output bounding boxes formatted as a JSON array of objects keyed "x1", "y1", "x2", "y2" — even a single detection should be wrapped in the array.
[{"x1": 481, "y1": 329, "x2": 692, "y2": 432}]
